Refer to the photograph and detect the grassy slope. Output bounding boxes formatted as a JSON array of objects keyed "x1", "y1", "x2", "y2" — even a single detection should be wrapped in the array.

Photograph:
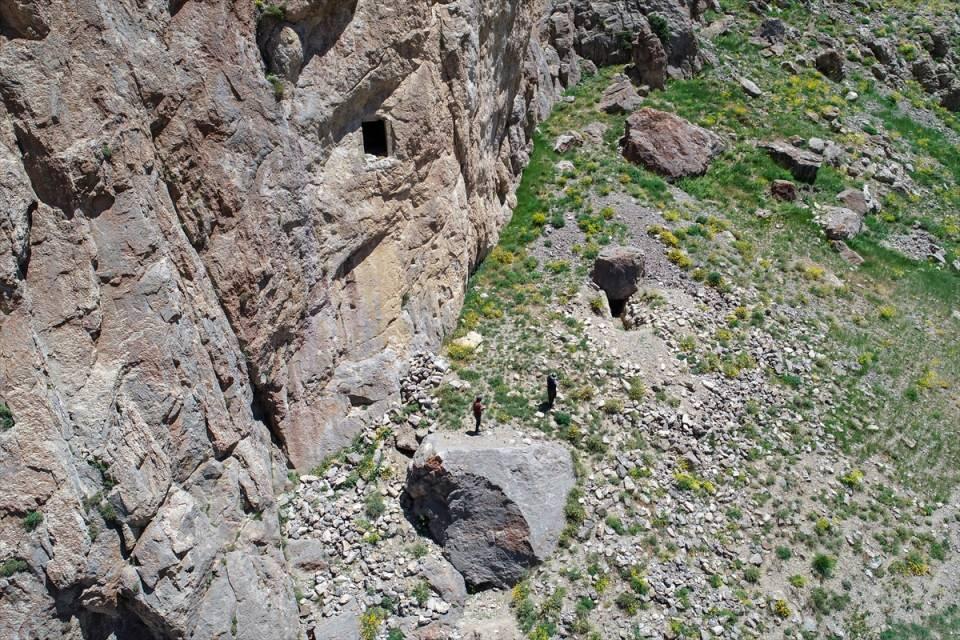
[{"x1": 439, "y1": 3, "x2": 960, "y2": 636}]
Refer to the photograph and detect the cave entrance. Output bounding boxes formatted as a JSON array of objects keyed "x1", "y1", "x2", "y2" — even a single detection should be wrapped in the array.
[
  {"x1": 606, "y1": 295, "x2": 629, "y2": 319},
  {"x1": 362, "y1": 119, "x2": 390, "y2": 157}
]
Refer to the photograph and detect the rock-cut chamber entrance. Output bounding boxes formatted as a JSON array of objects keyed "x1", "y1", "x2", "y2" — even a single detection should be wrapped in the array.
[{"x1": 362, "y1": 119, "x2": 390, "y2": 157}]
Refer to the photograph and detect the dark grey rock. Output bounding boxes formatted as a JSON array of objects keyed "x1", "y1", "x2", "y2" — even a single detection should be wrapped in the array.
[
  {"x1": 622, "y1": 108, "x2": 725, "y2": 180},
  {"x1": 815, "y1": 49, "x2": 846, "y2": 81},
  {"x1": 753, "y1": 18, "x2": 787, "y2": 44},
  {"x1": 628, "y1": 18, "x2": 668, "y2": 90},
  {"x1": 591, "y1": 246, "x2": 646, "y2": 302},
  {"x1": 760, "y1": 140, "x2": 822, "y2": 183},
  {"x1": 404, "y1": 433, "x2": 574, "y2": 589},
  {"x1": 820, "y1": 206, "x2": 863, "y2": 240}
]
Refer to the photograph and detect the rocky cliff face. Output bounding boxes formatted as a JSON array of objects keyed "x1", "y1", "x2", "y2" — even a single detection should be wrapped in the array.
[{"x1": 0, "y1": 0, "x2": 706, "y2": 637}]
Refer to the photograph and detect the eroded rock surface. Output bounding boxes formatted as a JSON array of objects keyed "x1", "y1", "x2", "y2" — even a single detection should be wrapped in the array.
[
  {"x1": 0, "y1": 0, "x2": 590, "y2": 636},
  {"x1": 404, "y1": 433, "x2": 575, "y2": 588},
  {"x1": 0, "y1": 0, "x2": 717, "y2": 635}
]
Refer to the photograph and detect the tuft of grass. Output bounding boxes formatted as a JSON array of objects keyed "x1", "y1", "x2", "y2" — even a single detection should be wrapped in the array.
[
  {"x1": 446, "y1": 343, "x2": 474, "y2": 361},
  {"x1": 255, "y1": 1, "x2": 286, "y2": 20},
  {"x1": 265, "y1": 73, "x2": 284, "y2": 100},
  {"x1": 648, "y1": 14, "x2": 671, "y2": 44},
  {"x1": 615, "y1": 591, "x2": 640, "y2": 615},
  {"x1": 877, "y1": 304, "x2": 897, "y2": 320},
  {"x1": 627, "y1": 377, "x2": 647, "y2": 402},
  {"x1": 411, "y1": 581, "x2": 431, "y2": 606},
  {"x1": 360, "y1": 607, "x2": 387, "y2": 640},
  {"x1": 23, "y1": 511, "x2": 42, "y2": 531},
  {"x1": 0, "y1": 403, "x2": 13, "y2": 430},
  {"x1": 602, "y1": 398, "x2": 624, "y2": 414},
  {"x1": 773, "y1": 599, "x2": 792, "y2": 619},
  {"x1": 812, "y1": 553, "x2": 836, "y2": 579},
  {"x1": 840, "y1": 469, "x2": 865, "y2": 489},
  {"x1": 892, "y1": 551, "x2": 930, "y2": 576},
  {"x1": 605, "y1": 515, "x2": 625, "y2": 535},
  {"x1": 0, "y1": 558, "x2": 29, "y2": 577},
  {"x1": 589, "y1": 296, "x2": 606, "y2": 315},
  {"x1": 364, "y1": 491, "x2": 386, "y2": 520}
]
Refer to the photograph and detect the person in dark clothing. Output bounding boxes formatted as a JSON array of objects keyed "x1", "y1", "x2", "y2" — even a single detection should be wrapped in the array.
[
  {"x1": 546, "y1": 373, "x2": 558, "y2": 408},
  {"x1": 472, "y1": 396, "x2": 483, "y2": 434}
]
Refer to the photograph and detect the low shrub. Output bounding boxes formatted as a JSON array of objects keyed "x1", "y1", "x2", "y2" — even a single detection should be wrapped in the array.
[
  {"x1": 23, "y1": 511, "x2": 42, "y2": 531},
  {"x1": 812, "y1": 553, "x2": 836, "y2": 579}
]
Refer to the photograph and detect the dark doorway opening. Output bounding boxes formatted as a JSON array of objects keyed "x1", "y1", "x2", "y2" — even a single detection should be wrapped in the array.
[{"x1": 362, "y1": 120, "x2": 389, "y2": 157}]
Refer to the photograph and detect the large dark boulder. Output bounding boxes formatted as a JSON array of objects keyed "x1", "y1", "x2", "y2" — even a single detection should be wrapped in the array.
[
  {"x1": 621, "y1": 108, "x2": 725, "y2": 179},
  {"x1": 404, "y1": 434, "x2": 575, "y2": 589},
  {"x1": 940, "y1": 86, "x2": 960, "y2": 113},
  {"x1": 753, "y1": 18, "x2": 787, "y2": 44},
  {"x1": 815, "y1": 49, "x2": 846, "y2": 82},
  {"x1": 591, "y1": 246, "x2": 645, "y2": 301}
]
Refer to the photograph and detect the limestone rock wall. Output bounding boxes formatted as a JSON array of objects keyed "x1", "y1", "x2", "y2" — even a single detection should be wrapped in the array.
[
  {"x1": 0, "y1": 0, "x2": 576, "y2": 637},
  {"x1": 0, "y1": 0, "x2": 705, "y2": 637}
]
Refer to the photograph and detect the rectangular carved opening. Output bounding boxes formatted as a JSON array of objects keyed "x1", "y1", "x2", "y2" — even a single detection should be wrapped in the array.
[{"x1": 361, "y1": 120, "x2": 389, "y2": 157}]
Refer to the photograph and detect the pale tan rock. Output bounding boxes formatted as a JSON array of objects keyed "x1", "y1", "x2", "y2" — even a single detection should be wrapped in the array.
[{"x1": 0, "y1": 0, "x2": 578, "y2": 636}]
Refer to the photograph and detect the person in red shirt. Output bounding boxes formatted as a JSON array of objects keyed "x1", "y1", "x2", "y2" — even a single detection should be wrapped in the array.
[{"x1": 472, "y1": 396, "x2": 483, "y2": 435}]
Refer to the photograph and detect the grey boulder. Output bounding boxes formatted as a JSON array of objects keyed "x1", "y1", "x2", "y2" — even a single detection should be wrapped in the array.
[
  {"x1": 422, "y1": 558, "x2": 468, "y2": 606},
  {"x1": 404, "y1": 433, "x2": 575, "y2": 589},
  {"x1": 836, "y1": 188, "x2": 869, "y2": 215},
  {"x1": 820, "y1": 206, "x2": 864, "y2": 240},
  {"x1": 760, "y1": 140, "x2": 822, "y2": 183},
  {"x1": 591, "y1": 246, "x2": 646, "y2": 302},
  {"x1": 599, "y1": 74, "x2": 643, "y2": 114}
]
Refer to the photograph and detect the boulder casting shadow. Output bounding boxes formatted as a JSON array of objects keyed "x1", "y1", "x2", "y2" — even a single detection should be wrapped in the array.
[{"x1": 401, "y1": 433, "x2": 575, "y2": 589}]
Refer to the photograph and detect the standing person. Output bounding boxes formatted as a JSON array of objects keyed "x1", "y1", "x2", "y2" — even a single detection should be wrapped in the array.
[
  {"x1": 472, "y1": 396, "x2": 483, "y2": 435},
  {"x1": 547, "y1": 373, "x2": 558, "y2": 408}
]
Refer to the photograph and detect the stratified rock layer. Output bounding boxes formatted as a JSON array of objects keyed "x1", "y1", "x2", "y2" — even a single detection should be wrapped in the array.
[{"x1": 405, "y1": 433, "x2": 575, "y2": 588}]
